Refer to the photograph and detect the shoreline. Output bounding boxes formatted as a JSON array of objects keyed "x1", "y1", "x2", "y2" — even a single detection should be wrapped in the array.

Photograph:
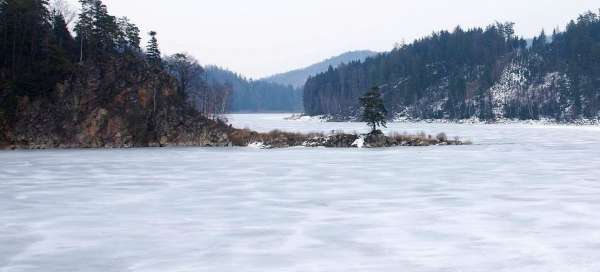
[
  {"x1": 230, "y1": 129, "x2": 468, "y2": 149},
  {"x1": 1, "y1": 130, "x2": 469, "y2": 150},
  {"x1": 284, "y1": 114, "x2": 600, "y2": 126}
]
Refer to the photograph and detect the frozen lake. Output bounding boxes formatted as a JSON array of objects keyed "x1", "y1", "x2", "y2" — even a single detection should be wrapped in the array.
[{"x1": 1, "y1": 113, "x2": 600, "y2": 272}]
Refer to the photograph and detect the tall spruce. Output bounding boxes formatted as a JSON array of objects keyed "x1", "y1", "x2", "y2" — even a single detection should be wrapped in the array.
[
  {"x1": 73, "y1": 0, "x2": 120, "y2": 61},
  {"x1": 146, "y1": 31, "x2": 161, "y2": 65},
  {"x1": 74, "y1": 0, "x2": 94, "y2": 62},
  {"x1": 51, "y1": 11, "x2": 75, "y2": 53},
  {"x1": 91, "y1": 0, "x2": 118, "y2": 53},
  {"x1": 117, "y1": 17, "x2": 140, "y2": 51}
]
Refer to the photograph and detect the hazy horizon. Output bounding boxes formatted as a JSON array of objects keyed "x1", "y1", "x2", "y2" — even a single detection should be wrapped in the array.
[{"x1": 65, "y1": 0, "x2": 599, "y2": 79}]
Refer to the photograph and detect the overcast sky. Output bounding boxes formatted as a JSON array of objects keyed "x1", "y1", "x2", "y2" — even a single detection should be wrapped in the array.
[{"x1": 66, "y1": 0, "x2": 599, "y2": 79}]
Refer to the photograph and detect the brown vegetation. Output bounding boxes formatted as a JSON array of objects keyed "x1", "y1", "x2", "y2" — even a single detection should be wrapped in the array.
[{"x1": 233, "y1": 129, "x2": 468, "y2": 149}]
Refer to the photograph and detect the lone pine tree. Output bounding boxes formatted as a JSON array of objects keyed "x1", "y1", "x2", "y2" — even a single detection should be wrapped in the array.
[{"x1": 360, "y1": 87, "x2": 387, "y2": 134}]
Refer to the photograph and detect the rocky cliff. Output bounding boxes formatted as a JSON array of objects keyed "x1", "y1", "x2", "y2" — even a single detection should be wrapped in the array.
[{"x1": 0, "y1": 56, "x2": 235, "y2": 149}]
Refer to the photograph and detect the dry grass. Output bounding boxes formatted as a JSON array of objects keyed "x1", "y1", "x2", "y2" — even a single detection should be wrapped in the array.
[
  {"x1": 228, "y1": 128, "x2": 324, "y2": 147},
  {"x1": 228, "y1": 127, "x2": 468, "y2": 148},
  {"x1": 386, "y1": 131, "x2": 466, "y2": 146}
]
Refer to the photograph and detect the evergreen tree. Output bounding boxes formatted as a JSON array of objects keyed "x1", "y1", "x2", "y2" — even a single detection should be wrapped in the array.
[
  {"x1": 73, "y1": 0, "x2": 120, "y2": 61},
  {"x1": 51, "y1": 11, "x2": 75, "y2": 53},
  {"x1": 531, "y1": 29, "x2": 547, "y2": 53},
  {"x1": 0, "y1": 0, "x2": 52, "y2": 94},
  {"x1": 91, "y1": 0, "x2": 118, "y2": 53},
  {"x1": 117, "y1": 17, "x2": 140, "y2": 51},
  {"x1": 45, "y1": 10, "x2": 75, "y2": 85},
  {"x1": 74, "y1": 0, "x2": 94, "y2": 62},
  {"x1": 146, "y1": 31, "x2": 161, "y2": 65},
  {"x1": 126, "y1": 25, "x2": 141, "y2": 51},
  {"x1": 360, "y1": 87, "x2": 387, "y2": 133}
]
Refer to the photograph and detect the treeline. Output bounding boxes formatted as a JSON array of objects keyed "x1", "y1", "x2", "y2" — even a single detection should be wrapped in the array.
[
  {"x1": 517, "y1": 11, "x2": 600, "y2": 119},
  {"x1": 304, "y1": 11, "x2": 600, "y2": 121},
  {"x1": 205, "y1": 66, "x2": 303, "y2": 113},
  {"x1": 0, "y1": 0, "x2": 233, "y2": 148},
  {"x1": 0, "y1": 0, "x2": 228, "y2": 120},
  {"x1": 164, "y1": 54, "x2": 231, "y2": 117},
  {"x1": 1, "y1": 0, "x2": 74, "y2": 100}
]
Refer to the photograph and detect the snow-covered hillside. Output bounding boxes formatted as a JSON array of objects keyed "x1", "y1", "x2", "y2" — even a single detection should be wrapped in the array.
[{"x1": 489, "y1": 62, "x2": 529, "y2": 117}]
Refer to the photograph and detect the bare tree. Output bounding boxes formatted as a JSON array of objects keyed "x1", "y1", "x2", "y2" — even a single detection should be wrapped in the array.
[{"x1": 164, "y1": 53, "x2": 231, "y2": 118}]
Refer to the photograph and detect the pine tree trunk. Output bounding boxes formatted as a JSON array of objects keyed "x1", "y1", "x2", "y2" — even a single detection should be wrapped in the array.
[
  {"x1": 153, "y1": 88, "x2": 157, "y2": 113},
  {"x1": 80, "y1": 37, "x2": 84, "y2": 63}
]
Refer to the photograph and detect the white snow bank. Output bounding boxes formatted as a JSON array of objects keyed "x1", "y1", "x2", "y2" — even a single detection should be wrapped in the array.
[
  {"x1": 351, "y1": 135, "x2": 365, "y2": 148},
  {"x1": 284, "y1": 114, "x2": 327, "y2": 122},
  {"x1": 248, "y1": 142, "x2": 269, "y2": 149}
]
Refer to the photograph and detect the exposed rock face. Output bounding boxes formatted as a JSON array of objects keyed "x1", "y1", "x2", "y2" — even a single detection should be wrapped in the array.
[
  {"x1": 0, "y1": 57, "x2": 235, "y2": 149},
  {"x1": 363, "y1": 133, "x2": 389, "y2": 148}
]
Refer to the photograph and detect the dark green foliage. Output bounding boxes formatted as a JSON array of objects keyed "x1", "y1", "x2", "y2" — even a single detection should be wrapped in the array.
[
  {"x1": 545, "y1": 11, "x2": 600, "y2": 118},
  {"x1": 0, "y1": 0, "x2": 237, "y2": 148},
  {"x1": 0, "y1": 0, "x2": 146, "y2": 104},
  {"x1": 360, "y1": 87, "x2": 387, "y2": 132},
  {"x1": 304, "y1": 22, "x2": 523, "y2": 118},
  {"x1": 70, "y1": 0, "x2": 141, "y2": 64},
  {"x1": 117, "y1": 17, "x2": 141, "y2": 52},
  {"x1": 90, "y1": 0, "x2": 118, "y2": 53},
  {"x1": 146, "y1": 31, "x2": 161, "y2": 66},
  {"x1": 304, "y1": 13, "x2": 600, "y2": 121},
  {"x1": 508, "y1": 10, "x2": 600, "y2": 120},
  {"x1": 0, "y1": 0, "x2": 53, "y2": 95},
  {"x1": 73, "y1": 0, "x2": 92, "y2": 62},
  {"x1": 51, "y1": 11, "x2": 74, "y2": 53},
  {"x1": 73, "y1": 0, "x2": 120, "y2": 62}
]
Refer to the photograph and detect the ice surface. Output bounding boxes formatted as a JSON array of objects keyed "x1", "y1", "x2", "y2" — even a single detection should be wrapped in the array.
[{"x1": 1, "y1": 114, "x2": 600, "y2": 272}]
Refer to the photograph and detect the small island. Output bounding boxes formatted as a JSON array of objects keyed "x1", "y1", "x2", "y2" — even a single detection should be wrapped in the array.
[
  {"x1": 229, "y1": 87, "x2": 469, "y2": 149},
  {"x1": 230, "y1": 129, "x2": 466, "y2": 149}
]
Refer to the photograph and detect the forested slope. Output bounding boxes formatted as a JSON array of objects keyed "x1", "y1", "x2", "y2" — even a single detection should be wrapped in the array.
[
  {"x1": 304, "y1": 12, "x2": 600, "y2": 122},
  {"x1": 0, "y1": 0, "x2": 235, "y2": 148}
]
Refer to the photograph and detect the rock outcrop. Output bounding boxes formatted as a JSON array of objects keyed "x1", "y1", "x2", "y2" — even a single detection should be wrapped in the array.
[{"x1": 0, "y1": 56, "x2": 235, "y2": 149}]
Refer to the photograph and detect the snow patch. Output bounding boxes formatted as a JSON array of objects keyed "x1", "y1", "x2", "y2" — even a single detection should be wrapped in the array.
[
  {"x1": 489, "y1": 62, "x2": 529, "y2": 118},
  {"x1": 351, "y1": 135, "x2": 365, "y2": 148},
  {"x1": 285, "y1": 114, "x2": 328, "y2": 122},
  {"x1": 248, "y1": 142, "x2": 269, "y2": 149}
]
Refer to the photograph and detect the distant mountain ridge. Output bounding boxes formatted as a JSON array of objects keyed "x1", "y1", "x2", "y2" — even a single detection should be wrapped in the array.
[{"x1": 262, "y1": 50, "x2": 378, "y2": 88}]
